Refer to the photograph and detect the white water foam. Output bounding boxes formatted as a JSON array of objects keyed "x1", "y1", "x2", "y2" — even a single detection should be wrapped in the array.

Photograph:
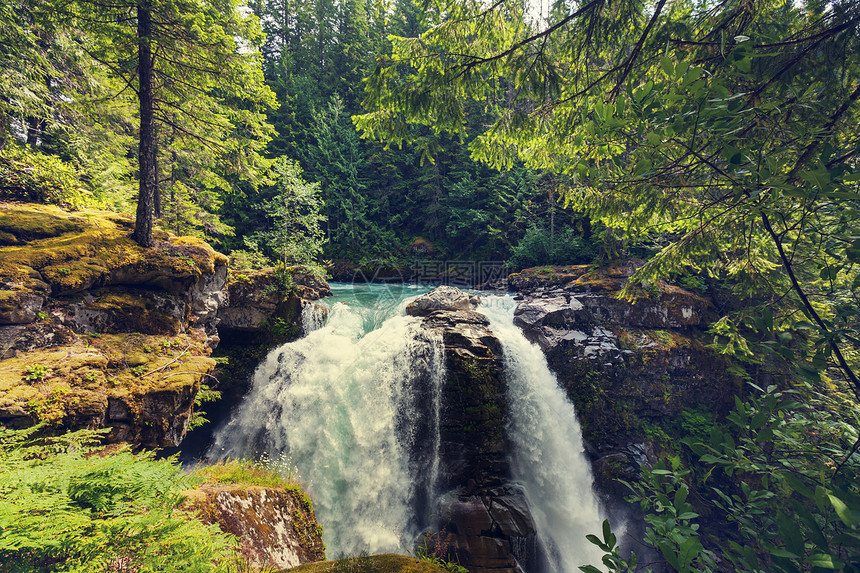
[
  {"x1": 210, "y1": 286, "x2": 441, "y2": 556},
  {"x1": 478, "y1": 294, "x2": 605, "y2": 572}
]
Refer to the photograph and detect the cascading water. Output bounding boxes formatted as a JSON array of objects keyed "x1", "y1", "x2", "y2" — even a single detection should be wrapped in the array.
[
  {"x1": 477, "y1": 295, "x2": 605, "y2": 572},
  {"x1": 210, "y1": 284, "x2": 605, "y2": 571},
  {"x1": 210, "y1": 284, "x2": 439, "y2": 556}
]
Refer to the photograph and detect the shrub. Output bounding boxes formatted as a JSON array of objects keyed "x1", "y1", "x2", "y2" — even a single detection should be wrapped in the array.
[
  {"x1": 508, "y1": 225, "x2": 597, "y2": 269},
  {"x1": 0, "y1": 145, "x2": 91, "y2": 208}
]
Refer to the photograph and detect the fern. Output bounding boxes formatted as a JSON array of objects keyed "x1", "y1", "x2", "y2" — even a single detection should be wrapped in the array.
[{"x1": 0, "y1": 425, "x2": 243, "y2": 572}]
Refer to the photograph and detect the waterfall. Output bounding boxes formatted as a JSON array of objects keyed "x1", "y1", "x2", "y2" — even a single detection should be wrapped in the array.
[
  {"x1": 478, "y1": 295, "x2": 605, "y2": 572},
  {"x1": 210, "y1": 284, "x2": 440, "y2": 556},
  {"x1": 210, "y1": 285, "x2": 605, "y2": 571}
]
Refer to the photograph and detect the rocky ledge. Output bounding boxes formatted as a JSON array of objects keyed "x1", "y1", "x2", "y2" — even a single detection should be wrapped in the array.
[
  {"x1": 0, "y1": 204, "x2": 333, "y2": 447},
  {"x1": 218, "y1": 267, "x2": 330, "y2": 336},
  {"x1": 507, "y1": 262, "x2": 738, "y2": 552},
  {"x1": 0, "y1": 203, "x2": 230, "y2": 446}
]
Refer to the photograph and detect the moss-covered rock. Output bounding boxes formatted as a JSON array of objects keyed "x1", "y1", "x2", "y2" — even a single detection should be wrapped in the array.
[
  {"x1": 66, "y1": 287, "x2": 185, "y2": 335},
  {"x1": 220, "y1": 267, "x2": 329, "y2": 333},
  {"x1": 282, "y1": 554, "x2": 447, "y2": 573},
  {"x1": 0, "y1": 203, "x2": 227, "y2": 300},
  {"x1": 185, "y1": 480, "x2": 326, "y2": 570},
  {"x1": 0, "y1": 289, "x2": 44, "y2": 324},
  {"x1": 0, "y1": 330, "x2": 215, "y2": 445},
  {"x1": 0, "y1": 203, "x2": 229, "y2": 446}
]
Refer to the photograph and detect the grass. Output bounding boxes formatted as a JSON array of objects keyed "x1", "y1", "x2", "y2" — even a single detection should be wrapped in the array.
[
  {"x1": 193, "y1": 457, "x2": 300, "y2": 489},
  {"x1": 283, "y1": 554, "x2": 448, "y2": 573}
]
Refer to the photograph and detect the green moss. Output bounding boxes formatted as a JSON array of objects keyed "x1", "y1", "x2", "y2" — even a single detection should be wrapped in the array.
[
  {"x1": 0, "y1": 204, "x2": 89, "y2": 242},
  {"x1": 283, "y1": 554, "x2": 447, "y2": 573},
  {"x1": 0, "y1": 203, "x2": 226, "y2": 297}
]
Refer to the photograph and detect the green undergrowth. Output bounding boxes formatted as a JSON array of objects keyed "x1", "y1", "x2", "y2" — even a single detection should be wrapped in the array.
[
  {"x1": 194, "y1": 457, "x2": 300, "y2": 490},
  {"x1": 0, "y1": 425, "x2": 255, "y2": 573},
  {"x1": 282, "y1": 554, "x2": 447, "y2": 573}
]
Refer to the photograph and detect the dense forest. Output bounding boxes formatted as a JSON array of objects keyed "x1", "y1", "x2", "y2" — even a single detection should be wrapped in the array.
[
  {"x1": 0, "y1": 0, "x2": 588, "y2": 270},
  {"x1": 2, "y1": 0, "x2": 860, "y2": 571}
]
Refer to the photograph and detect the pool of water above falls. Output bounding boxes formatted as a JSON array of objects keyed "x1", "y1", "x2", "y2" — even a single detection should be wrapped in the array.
[{"x1": 209, "y1": 283, "x2": 604, "y2": 571}]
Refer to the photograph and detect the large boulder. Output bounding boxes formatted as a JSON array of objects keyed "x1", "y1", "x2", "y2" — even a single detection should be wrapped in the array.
[
  {"x1": 186, "y1": 484, "x2": 326, "y2": 570},
  {"x1": 406, "y1": 285, "x2": 477, "y2": 317}
]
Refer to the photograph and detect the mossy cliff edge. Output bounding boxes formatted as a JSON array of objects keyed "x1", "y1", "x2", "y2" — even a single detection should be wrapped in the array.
[{"x1": 0, "y1": 203, "x2": 228, "y2": 446}]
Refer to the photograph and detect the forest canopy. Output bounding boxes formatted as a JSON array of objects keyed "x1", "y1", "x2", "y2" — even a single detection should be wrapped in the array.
[{"x1": 356, "y1": 0, "x2": 860, "y2": 386}]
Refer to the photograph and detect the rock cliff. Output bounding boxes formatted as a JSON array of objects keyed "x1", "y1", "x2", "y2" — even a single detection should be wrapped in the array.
[
  {"x1": 507, "y1": 263, "x2": 736, "y2": 466},
  {"x1": 409, "y1": 288, "x2": 536, "y2": 573},
  {"x1": 0, "y1": 203, "x2": 228, "y2": 446},
  {"x1": 0, "y1": 204, "x2": 332, "y2": 449},
  {"x1": 507, "y1": 263, "x2": 738, "y2": 556}
]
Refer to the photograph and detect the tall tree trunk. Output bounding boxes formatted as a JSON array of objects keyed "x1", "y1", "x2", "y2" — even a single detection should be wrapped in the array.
[
  {"x1": 133, "y1": 1, "x2": 156, "y2": 247},
  {"x1": 26, "y1": 117, "x2": 45, "y2": 147}
]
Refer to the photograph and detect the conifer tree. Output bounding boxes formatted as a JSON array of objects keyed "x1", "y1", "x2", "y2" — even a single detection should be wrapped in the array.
[{"x1": 61, "y1": 0, "x2": 276, "y2": 246}]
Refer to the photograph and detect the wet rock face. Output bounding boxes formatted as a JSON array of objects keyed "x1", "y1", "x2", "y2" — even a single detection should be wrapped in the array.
[
  {"x1": 186, "y1": 485, "x2": 325, "y2": 569},
  {"x1": 437, "y1": 486, "x2": 538, "y2": 573},
  {"x1": 507, "y1": 264, "x2": 737, "y2": 553},
  {"x1": 415, "y1": 287, "x2": 536, "y2": 573}
]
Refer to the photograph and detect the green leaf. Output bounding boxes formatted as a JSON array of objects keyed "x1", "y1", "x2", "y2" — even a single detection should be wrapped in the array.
[
  {"x1": 829, "y1": 494, "x2": 854, "y2": 526},
  {"x1": 635, "y1": 158, "x2": 652, "y2": 174},
  {"x1": 661, "y1": 56, "x2": 674, "y2": 76},
  {"x1": 777, "y1": 511, "x2": 805, "y2": 557},
  {"x1": 585, "y1": 534, "x2": 606, "y2": 550},
  {"x1": 767, "y1": 546, "x2": 801, "y2": 559},
  {"x1": 790, "y1": 500, "x2": 828, "y2": 550},
  {"x1": 677, "y1": 537, "x2": 704, "y2": 571},
  {"x1": 806, "y1": 553, "x2": 841, "y2": 569}
]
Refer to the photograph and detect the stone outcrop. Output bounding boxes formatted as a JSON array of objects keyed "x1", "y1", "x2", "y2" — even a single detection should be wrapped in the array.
[
  {"x1": 0, "y1": 203, "x2": 228, "y2": 446},
  {"x1": 413, "y1": 287, "x2": 536, "y2": 573},
  {"x1": 218, "y1": 267, "x2": 330, "y2": 334},
  {"x1": 507, "y1": 263, "x2": 738, "y2": 557},
  {"x1": 186, "y1": 484, "x2": 325, "y2": 570}
]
